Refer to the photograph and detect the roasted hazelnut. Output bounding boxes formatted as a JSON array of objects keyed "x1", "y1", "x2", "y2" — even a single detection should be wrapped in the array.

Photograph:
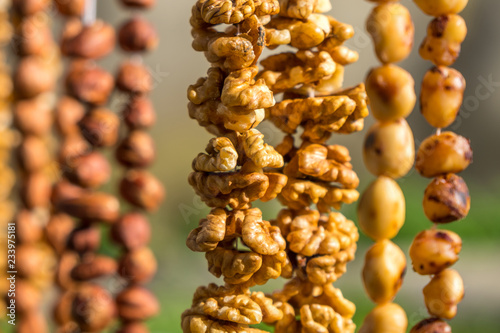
[
  {"x1": 68, "y1": 224, "x2": 101, "y2": 253},
  {"x1": 116, "y1": 322, "x2": 150, "y2": 333},
  {"x1": 66, "y1": 63, "x2": 114, "y2": 105},
  {"x1": 12, "y1": 0, "x2": 50, "y2": 15},
  {"x1": 410, "y1": 229, "x2": 462, "y2": 275},
  {"x1": 62, "y1": 20, "x2": 116, "y2": 59},
  {"x1": 51, "y1": 180, "x2": 86, "y2": 206},
  {"x1": 71, "y1": 255, "x2": 118, "y2": 281},
  {"x1": 119, "y1": 169, "x2": 165, "y2": 211},
  {"x1": 17, "y1": 312, "x2": 48, "y2": 333},
  {"x1": 119, "y1": 247, "x2": 157, "y2": 283},
  {"x1": 118, "y1": 17, "x2": 159, "y2": 52},
  {"x1": 17, "y1": 135, "x2": 50, "y2": 173},
  {"x1": 58, "y1": 192, "x2": 121, "y2": 223},
  {"x1": 416, "y1": 132, "x2": 472, "y2": 177},
  {"x1": 362, "y1": 240, "x2": 406, "y2": 304},
  {"x1": 54, "y1": 0, "x2": 85, "y2": 16},
  {"x1": 120, "y1": 0, "x2": 155, "y2": 9},
  {"x1": 116, "y1": 286, "x2": 159, "y2": 321},
  {"x1": 20, "y1": 172, "x2": 52, "y2": 209},
  {"x1": 16, "y1": 14, "x2": 54, "y2": 56},
  {"x1": 54, "y1": 291, "x2": 75, "y2": 325},
  {"x1": 116, "y1": 61, "x2": 152, "y2": 94},
  {"x1": 55, "y1": 96, "x2": 86, "y2": 136},
  {"x1": 423, "y1": 174, "x2": 470, "y2": 223},
  {"x1": 58, "y1": 134, "x2": 92, "y2": 166},
  {"x1": 116, "y1": 130, "x2": 156, "y2": 168},
  {"x1": 420, "y1": 15, "x2": 467, "y2": 67},
  {"x1": 421, "y1": 66, "x2": 466, "y2": 129},
  {"x1": 423, "y1": 269, "x2": 464, "y2": 319},
  {"x1": 366, "y1": 3, "x2": 414, "y2": 64},
  {"x1": 410, "y1": 318, "x2": 452, "y2": 333},
  {"x1": 15, "y1": 209, "x2": 43, "y2": 244},
  {"x1": 123, "y1": 96, "x2": 156, "y2": 129},
  {"x1": 79, "y1": 108, "x2": 120, "y2": 147},
  {"x1": 14, "y1": 56, "x2": 55, "y2": 98},
  {"x1": 357, "y1": 176, "x2": 406, "y2": 241},
  {"x1": 55, "y1": 252, "x2": 79, "y2": 290},
  {"x1": 14, "y1": 98, "x2": 53, "y2": 136},
  {"x1": 363, "y1": 118, "x2": 415, "y2": 179},
  {"x1": 72, "y1": 284, "x2": 116, "y2": 332},
  {"x1": 359, "y1": 303, "x2": 408, "y2": 333},
  {"x1": 111, "y1": 212, "x2": 151, "y2": 250},
  {"x1": 11, "y1": 280, "x2": 41, "y2": 314},
  {"x1": 45, "y1": 213, "x2": 75, "y2": 254},
  {"x1": 365, "y1": 64, "x2": 416, "y2": 121},
  {"x1": 413, "y1": 0, "x2": 468, "y2": 16},
  {"x1": 63, "y1": 152, "x2": 111, "y2": 188}
]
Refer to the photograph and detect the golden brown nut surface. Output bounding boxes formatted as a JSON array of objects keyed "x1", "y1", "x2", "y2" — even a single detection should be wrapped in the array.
[
  {"x1": 416, "y1": 131, "x2": 472, "y2": 177},
  {"x1": 358, "y1": 303, "x2": 407, "y2": 333},
  {"x1": 413, "y1": 0, "x2": 468, "y2": 16},
  {"x1": 423, "y1": 268, "x2": 464, "y2": 319}
]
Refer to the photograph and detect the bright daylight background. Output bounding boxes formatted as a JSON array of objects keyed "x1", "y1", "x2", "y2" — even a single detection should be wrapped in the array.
[{"x1": 1, "y1": 0, "x2": 500, "y2": 332}]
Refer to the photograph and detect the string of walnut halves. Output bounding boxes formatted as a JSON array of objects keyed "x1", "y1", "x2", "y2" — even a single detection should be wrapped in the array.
[{"x1": 183, "y1": 0, "x2": 369, "y2": 332}]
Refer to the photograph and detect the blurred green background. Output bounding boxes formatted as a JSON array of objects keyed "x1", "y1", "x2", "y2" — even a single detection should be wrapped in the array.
[{"x1": 2, "y1": 0, "x2": 500, "y2": 332}]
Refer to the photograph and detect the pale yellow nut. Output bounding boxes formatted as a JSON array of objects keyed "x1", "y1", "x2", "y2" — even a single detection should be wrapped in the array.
[
  {"x1": 423, "y1": 269, "x2": 464, "y2": 320},
  {"x1": 363, "y1": 119, "x2": 415, "y2": 179},
  {"x1": 413, "y1": 0, "x2": 468, "y2": 16},
  {"x1": 366, "y1": 64, "x2": 416, "y2": 121},
  {"x1": 366, "y1": 3, "x2": 414, "y2": 64},
  {"x1": 410, "y1": 229, "x2": 462, "y2": 275},
  {"x1": 357, "y1": 176, "x2": 405, "y2": 241},
  {"x1": 421, "y1": 66, "x2": 466, "y2": 129},
  {"x1": 362, "y1": 240, "x2": 407, "y2": 304},
  {"x1": 419, "y1": 15, "x2": 467, "y2": 67},
  {"x1": 416, "y1": 132, "x2": 472, "y2": 178},
  {"x1": 423, "y1": 174, "x2": 470, "y2": 223},
  {"x1": 359, "y1": 303, "x2": 408, "y2": 333}
]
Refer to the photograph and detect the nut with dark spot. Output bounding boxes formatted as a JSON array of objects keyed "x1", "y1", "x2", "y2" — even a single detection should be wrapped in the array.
[
  {"x1": 111, "y1": 212, "x2": 151, "y2": 250},
  {"x1": 119, "y1": 247, "x2": 157, "y2": 283},
  {"x1": 410, "y1": 317, "x2": 452, "y2": 333},
  {"x1": 79, "y1": 108, "x2": 120, "y2": 148},
  {"x1": 116, "y1": 61, "x2": 153, "y2": 94},
  {"x1": 423, "y1": 173, "x2": 470, "y2": 223},
  {"x1": 71, "y1": 284, "x2": 116, "y2": 332},
  {"x1": 118, "y1": 17, "x2": 159, "y2": 52},
  {"x1": 410, "y1": 229, "x2": 462, "y2": 275},
  {"x1": 416, "y1": 131, "x2": 472, "y2": 178},
  {"x1": 116, "y1": 130, "x2": 156, "y2": 168},
  {"x1": 119, "y1": 169, "x2": 165, "y2": 211},
  {"x1": 116, "y1": 286, "x2": 160, "y2": 321},
  {"x1": 123, "y1": 96, "x2": 156, "y2": 129}
]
